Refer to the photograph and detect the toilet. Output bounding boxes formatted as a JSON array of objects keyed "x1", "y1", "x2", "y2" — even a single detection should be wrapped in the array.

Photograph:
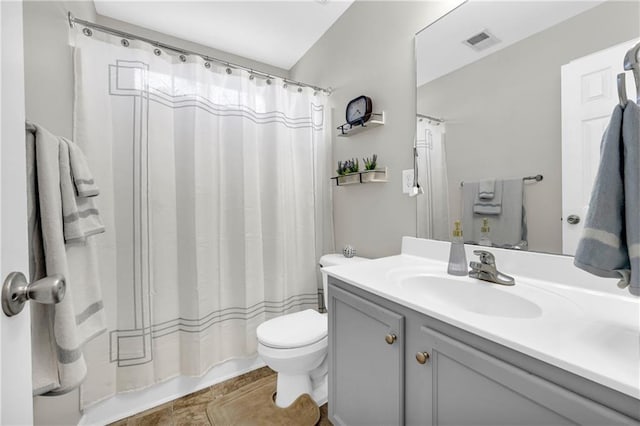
[{"x1": 256, "y1": 253, "x2": 366, "y2": 408}]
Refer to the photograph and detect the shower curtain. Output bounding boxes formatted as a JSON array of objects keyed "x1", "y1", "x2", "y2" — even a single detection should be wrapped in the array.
[
  {"x1": 416, "y1": 119, "x2": 450, "y2": 241},
  {"x1": 71, "y1": 29, "x2": 334, "y2": 407}
]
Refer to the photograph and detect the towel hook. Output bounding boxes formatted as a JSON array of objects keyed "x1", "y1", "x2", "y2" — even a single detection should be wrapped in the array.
[
  {"x1": 623, "y1": 41, "x2": 640, "y2": 102},
  {"x1": 617, "y1": 73, "x2": 628, "y2": 107}
]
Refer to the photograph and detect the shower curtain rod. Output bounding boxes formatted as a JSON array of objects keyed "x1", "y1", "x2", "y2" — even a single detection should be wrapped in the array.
[
  {"x1": 67, "y1": 12, "x2": 332, "y2": 95},
  {"x1": 417, "y1": 113, "x2": 445, "y2": 123}
]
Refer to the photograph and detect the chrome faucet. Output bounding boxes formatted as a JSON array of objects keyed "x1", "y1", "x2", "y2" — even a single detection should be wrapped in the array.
[{"x1": 469, "y1": 250, "x2": 515, "y2": 286}]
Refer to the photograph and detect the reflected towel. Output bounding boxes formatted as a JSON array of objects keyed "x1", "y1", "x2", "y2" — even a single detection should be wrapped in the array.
[
  {"x1": 478, "y1": 179, "x2": 495, "y2": 200},
  {"x1": 574, "y1": 101, "x2": 639, "y2": 295},
  {"x1": 463, "y1": 178, "x2": 524, "y2": 247},
  {"x1": 473, "y1": 179, "x2": 502, "y2": 215}
]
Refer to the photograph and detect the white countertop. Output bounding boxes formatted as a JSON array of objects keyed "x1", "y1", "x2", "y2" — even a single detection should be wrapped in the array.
[{"x1": 324, "y1": 238, "x2": 640, "y2": 400}]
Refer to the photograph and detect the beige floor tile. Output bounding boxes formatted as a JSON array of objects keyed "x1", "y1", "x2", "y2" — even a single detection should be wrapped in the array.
[
  {"x1": 173, "y1": 404, "x2": 211, "y2": 426},
  {"x1": 318, "y1": 403, "x2": 332, "y2": 426},
  {"x1": 112, "y1": 366, "x2": 334, "y2": 425},
  {"x1": 173, "y1": 387, "x2": 213, "y2": 411},
  {"x1": 129, "y1": 402, "x2": 173, "y2": 426}
]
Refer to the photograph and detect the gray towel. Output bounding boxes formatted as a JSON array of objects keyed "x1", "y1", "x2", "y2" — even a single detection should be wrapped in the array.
[
  {"x1": 473, "y1": 179, "x2": 502, "y2": 214},
  {"x1": 463, "y1": 178, "x2": 524, "y2": 246},
  {"x1": 26, "y1": 122, "x2": 107, "y2": 395},
  {"x1": 574, "y1": 101, "x2": 639, "y2": 295},
  {"x1": 478, "y1": 179, "x2": 495, "y2": 200}
]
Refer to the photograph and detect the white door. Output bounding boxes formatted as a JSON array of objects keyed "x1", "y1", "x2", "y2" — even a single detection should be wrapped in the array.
[
  {"x1": 1, "y1": 0, "x2": 34, "y2": 424},
  {"x1": 561, "y1": 38, "x2": 638, "y2": 255}
]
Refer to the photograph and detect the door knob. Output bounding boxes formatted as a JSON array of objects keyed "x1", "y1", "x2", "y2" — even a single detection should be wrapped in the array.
[
  {"x1": 416, "y1": 351, "x2": 430, "y2": 364},
  {"x1": 385, "y1": 334, "x2": 397, "y2": 344},
  {"x1": 2, "y1": 272, "x2": 66, "y2": 317},
  {"x1": 567, "y1": 215, "x2": 580, "y2": 225}
]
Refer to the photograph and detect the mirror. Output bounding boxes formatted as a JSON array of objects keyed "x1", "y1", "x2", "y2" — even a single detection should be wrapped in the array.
[{"x1": 415, "y1": 0, "x2": 640, "y2": 255}]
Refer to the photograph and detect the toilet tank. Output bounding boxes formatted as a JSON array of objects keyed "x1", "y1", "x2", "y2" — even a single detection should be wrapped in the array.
[{"x1": 319, "y1": 254, "x2": 367, "y2": 310}]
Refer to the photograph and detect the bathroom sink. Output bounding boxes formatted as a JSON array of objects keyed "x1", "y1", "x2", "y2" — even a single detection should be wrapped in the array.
[{"x1": 396, "y1": 274, "x2": 543, "y2": 319}]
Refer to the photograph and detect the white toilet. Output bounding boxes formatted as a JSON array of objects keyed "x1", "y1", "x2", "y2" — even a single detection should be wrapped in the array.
[{"x1": 256, "y1": 253, "x2": 366, "y2": 408}]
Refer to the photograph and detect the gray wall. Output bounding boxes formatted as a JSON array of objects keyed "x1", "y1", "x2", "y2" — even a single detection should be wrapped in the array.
[
  {"x1": 23, "y1": 3, "x2": 99, "y2": 425},
  {"x1": 290, "y1": 1, "x2": 461, "y2": 259},
  {"x1": 417, "y1": 0, "x2": 640, "y2": 254},
  {"x1": 22, "y1": 1, "x2": 288, "y2": 424}
]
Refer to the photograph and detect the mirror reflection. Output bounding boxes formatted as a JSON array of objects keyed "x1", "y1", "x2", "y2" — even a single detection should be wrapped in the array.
[{"x1": 415, "y1": 0, "x2": 640, "y2": 255}]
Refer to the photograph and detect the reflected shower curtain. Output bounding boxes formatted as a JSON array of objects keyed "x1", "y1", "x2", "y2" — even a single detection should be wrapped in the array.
[
  {"x1": 71, "y1": 29, "x2": 333, "y2": 407},
  {"x1": 416, "y1": 119, "x2": 450, "y2": 241}
]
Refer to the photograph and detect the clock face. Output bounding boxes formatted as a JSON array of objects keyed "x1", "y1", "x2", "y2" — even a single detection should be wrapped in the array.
[{"x1": 346, "y1": 96, "x2": 372, "y2": 125}]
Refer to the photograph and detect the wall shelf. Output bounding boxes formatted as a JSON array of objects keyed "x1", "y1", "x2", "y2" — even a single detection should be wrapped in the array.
[
  {"x1": 337, "y1": 112, "x2": 385, "y2": 137},
  {"x1": 331, "y1": 168, "x2": 388, "y2": 186}
]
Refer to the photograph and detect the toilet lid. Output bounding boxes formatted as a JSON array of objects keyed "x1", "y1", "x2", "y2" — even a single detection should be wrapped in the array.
[{"x1": 257, "y1": 309, "x2": 327, "y2": 349}]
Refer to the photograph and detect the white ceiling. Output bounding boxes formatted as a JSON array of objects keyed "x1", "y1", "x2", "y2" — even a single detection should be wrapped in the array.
[
  {"x1": 416, "y1": 1, "x2": 605, "y2": 87},
  {"x1": 94, "y1": 1, "x2": 354, "y2": 71}
]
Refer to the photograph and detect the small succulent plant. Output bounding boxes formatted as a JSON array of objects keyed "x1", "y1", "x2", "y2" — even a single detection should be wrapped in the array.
[
  {"x1": 337, "y1": 158, "x2": 359, "y2": 175},
  {"x1": 363, "y1": 154, "x2": 378, "y2": 171},
  {"x1": 336, "y1": 161, "x2": 347, "y2": 176},
  {"x1": 347, "y1": 158, "x2": 359, "y2": 173}
]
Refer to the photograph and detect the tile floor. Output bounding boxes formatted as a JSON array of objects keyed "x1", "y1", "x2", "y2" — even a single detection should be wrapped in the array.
[{"x1": 109, "y1": 367, "x2": 331, "y2": 425}]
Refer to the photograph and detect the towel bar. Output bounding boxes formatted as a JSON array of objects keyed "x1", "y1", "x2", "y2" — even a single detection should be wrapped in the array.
[{"x1": 460, "y1": 174, "x2": 543, "y2": 187}]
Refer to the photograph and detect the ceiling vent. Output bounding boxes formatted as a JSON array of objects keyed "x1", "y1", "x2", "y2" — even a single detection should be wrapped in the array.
[{"x1": 463, "y1": 29, "x2": 501, "y2": 52}]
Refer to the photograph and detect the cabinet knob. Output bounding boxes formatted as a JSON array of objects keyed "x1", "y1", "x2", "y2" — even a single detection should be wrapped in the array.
[
  {"x1": 416, "y1": 351, "x2": 430, "y2": 364},
  {"x1": 385, "y1": 334, "x2": 397, "y2": 345}
]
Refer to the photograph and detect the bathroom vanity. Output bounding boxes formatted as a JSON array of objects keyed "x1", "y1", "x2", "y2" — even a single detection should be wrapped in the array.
[{"x1": 325, "y1": 238, "x2": 640, "y2": 425}]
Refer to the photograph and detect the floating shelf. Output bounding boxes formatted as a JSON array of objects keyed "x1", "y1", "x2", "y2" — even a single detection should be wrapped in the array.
[
  {"x1": 331, "y1": 168, "x2": 388, "y2": 186},
  {"x1": 337, "y1": 112, "x2": 385, "y2": 137}
]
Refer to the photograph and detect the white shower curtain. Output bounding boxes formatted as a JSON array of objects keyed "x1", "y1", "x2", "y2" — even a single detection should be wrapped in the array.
[
  {"x1": 71, "y1": 29, "x2": 333, "y2": 407},
  {"x1": 416, "y1": 119, "x2": 450, "y2": 241}
]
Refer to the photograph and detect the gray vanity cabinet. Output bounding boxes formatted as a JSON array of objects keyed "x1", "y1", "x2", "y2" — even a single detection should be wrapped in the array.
[
  {"x1": 328, "y1": 284, "x2": 405, "y2": 426},
  {"x1": 411, "y1": 326, "x2": 633, "y2": 426},
  {"x1": 328, "y1": 278, "x2": 639, "y2": 426}
]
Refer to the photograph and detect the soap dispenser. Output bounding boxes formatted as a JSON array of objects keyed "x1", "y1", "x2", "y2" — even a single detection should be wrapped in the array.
[
  {"x1": 478, "y1": 218, "x2": 492, "y2": 247},
  {"x1": 447, "y1": 220, "x2": 468, "y2": 276}
]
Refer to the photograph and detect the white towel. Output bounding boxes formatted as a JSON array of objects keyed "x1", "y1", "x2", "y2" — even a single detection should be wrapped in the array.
[
  {"x1": 59, "y1": 139, "x2": 105, "y2": 243},
  {"x1": 26, "y1": 122, "x2": 107, "y2": 395},
  {"x1": 574, "y1": 101, "x2": 639, "y2": 295},
  {"x1": 478, "y1": 179, "x2": 495, "y2": 200},
  {"x1": 63, "y1": 137, "x2": 100, "y2": 198},
  {"x1": 473, "y1": 180, "x2": 502, "y2": 215},
  {"x1": 463, "y1": 178, "x2": 524, "y2": 247}
]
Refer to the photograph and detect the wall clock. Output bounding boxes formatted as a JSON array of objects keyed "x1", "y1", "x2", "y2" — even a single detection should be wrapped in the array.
[{"x1": 346, "y1": 95, "x2": 373, "y2": 126}]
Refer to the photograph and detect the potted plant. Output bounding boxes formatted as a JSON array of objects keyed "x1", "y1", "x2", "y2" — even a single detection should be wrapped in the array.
[
  {"x1": 361, "y1": 154, "x2": 382, "y2": 182},
  {"x1": 335, "y1": 158, "x2": 360, "y2": 185},
  {"x1": 363, "y1": 154, "x2": 377, "y2": 171}
]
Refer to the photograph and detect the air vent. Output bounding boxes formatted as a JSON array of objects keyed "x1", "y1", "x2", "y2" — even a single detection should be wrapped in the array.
[{"x1": 463, "y1": 29, "x2": 500, "y2": 52}]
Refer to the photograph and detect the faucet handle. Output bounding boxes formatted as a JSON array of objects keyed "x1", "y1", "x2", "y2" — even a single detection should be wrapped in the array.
[{"x1": 473, "y1": 250, "x2": 495, "y2": 265}]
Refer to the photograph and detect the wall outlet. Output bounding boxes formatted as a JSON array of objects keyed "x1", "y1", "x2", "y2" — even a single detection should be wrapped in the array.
[{"x1": 402, "y1": 169, "x2": 414, "y2": 194}]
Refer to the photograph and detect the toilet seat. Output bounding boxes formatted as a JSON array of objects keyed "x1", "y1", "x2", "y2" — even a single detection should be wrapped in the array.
[{"x1": 257, "y1": 309, "x2": 327, "y2": 349}]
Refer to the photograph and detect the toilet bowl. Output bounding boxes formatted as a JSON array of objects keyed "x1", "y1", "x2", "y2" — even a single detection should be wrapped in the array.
[{"x1": 256, "y1": 254, "x2": 366, "y2": 408}]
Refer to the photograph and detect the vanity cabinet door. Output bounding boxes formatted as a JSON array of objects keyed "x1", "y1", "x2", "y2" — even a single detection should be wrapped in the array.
[
  {"x1": 412, "y1": 326, "x2": 635, "y2": 426},
  {"x1": 328, "y1": 284, "x2": 405, "y2": 426}
]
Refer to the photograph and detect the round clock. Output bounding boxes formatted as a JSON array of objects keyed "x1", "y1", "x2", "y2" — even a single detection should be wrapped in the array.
[{"x1": 346, "y1": 95, "x2": 372, "y2": 126}]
